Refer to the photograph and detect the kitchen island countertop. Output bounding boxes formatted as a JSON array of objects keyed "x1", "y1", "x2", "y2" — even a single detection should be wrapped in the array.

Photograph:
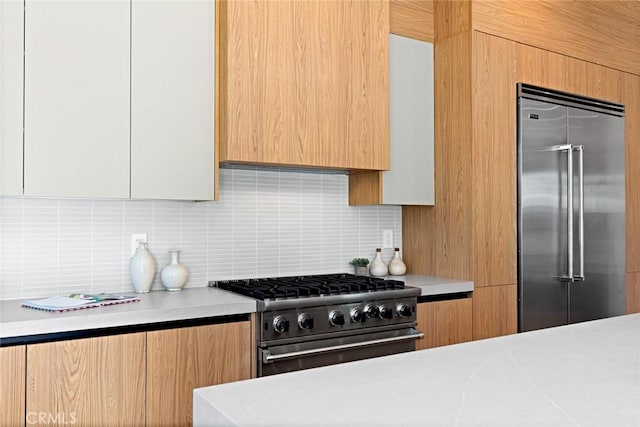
[{"x1": 194, "y1": 313, "x2": 640, "y2": 427}]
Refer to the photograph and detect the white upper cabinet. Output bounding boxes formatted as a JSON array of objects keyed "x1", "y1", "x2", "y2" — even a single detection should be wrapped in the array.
[
  {"x1": 0, "y1": 0, "x2": 25, "y2": 196},
  {"x1": 24, "y1": 0, "x2": 130, "y2": 198},
  {"x1": 384, "y1": 34, "x2": 434, "y2": 205},
  {"x1": 131, "y1": 0, "x2": 215, "y2": 201}
]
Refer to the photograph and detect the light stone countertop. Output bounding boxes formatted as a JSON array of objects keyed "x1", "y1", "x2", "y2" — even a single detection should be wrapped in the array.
[
  {"x1": 0, "y1": 275, "x2": 472, "y2": 341},
  {"x1": 194, "y1": 313, "x2": 640, "y2": 427},
  {"x1": 0, "y1": 287, "x2": 256, "y2": 341},
  {"x1": 398, "y1": 274, "x2": 473, "y2": 296}
]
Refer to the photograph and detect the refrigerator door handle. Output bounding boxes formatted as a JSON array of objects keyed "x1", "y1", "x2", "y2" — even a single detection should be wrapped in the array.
[
  {"x1": 566, "y1": 144, "x2": 574, "y2": 282},
  {"x1": 535, "y1": 144, "x2": 575, "y2": 282},
  {"x1": 573, "y1": 145, "x2": 585, "y2": 281}
]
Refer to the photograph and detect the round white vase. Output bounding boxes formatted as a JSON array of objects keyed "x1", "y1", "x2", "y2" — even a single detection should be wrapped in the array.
[
  {"x1": 369, "y1": 248, "x2": 388, "y2": 277},
  {"x1": 388, "y1": 248, "x2": 407, "y2": 276},
  {"x1": 161, "y1": 249, "x2": 188, "y2": 291},
  {"x1": 130, "y1": 242, "x2": 155, "y2": 293}
]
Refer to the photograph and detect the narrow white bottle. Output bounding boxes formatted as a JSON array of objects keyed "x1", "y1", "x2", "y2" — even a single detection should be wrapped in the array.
[
  {"x1": 388, "y1": 247, "x2": 407, "y2": 276},
  {"x1": 130, "y1": 241, "x2": 155, "y2": 293},
  {"x1": 369, "y1": 248, "x2": 388, "y2": 277}
]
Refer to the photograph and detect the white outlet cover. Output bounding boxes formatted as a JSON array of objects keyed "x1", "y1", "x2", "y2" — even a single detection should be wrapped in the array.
[{"x1": 382, "y1": 229, "x2": 393, "y2": 249}]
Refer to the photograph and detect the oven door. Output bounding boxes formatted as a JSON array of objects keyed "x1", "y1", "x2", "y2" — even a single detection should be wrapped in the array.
[{"x1": 259, "y1": 327, "x2": 423, "y2": 377}]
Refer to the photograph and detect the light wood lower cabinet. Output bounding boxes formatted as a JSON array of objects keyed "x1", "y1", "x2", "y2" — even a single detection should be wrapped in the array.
[
  {"x1": 416, "y1": 296, "x2": 472, "y2": 350},
  {"x1": 0, "y1": 345, "x2": 25, "y2": 427},
  {"x1": 146, "y1": 321, "x2": 252, "y2": 427},
  {"x1": 26, "y1": 333, "x2": 146, "y2": 426}
]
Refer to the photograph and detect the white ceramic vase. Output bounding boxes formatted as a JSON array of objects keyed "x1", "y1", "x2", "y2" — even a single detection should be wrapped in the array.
[
  {"x1": 388, "y1": 248, "x2": 407, "y2": 276},
  {"x1": 130, "y1": 242, "x2": 155, "y2": 293},
  {"x1": 161, "y1": 249, "x2": 188, "y2": 291},
  {"x1": 369, "y1": 248, "x2": 388, "y2": 277}
]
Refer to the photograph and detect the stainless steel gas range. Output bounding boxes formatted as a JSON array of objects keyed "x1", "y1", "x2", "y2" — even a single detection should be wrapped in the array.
[{"x1": 211, "y1": 274, "x2": 423, "y2": 377}]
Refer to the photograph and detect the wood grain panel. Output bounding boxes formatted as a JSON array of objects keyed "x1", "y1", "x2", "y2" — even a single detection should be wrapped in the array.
[
  {"x1": 416, "y1": 297, "x2": 472, "y2": 350},
  {"x1": 348, "y1": 171, "x2": 382, "y2": 205},
  {"x1": 390, "y1": 0, "x2": 433, "y2": 42},
  {"x1": 146, "y1": 322, "x2": 251, "y2": 426},
  {"x1": 402, "y1": 206, "x2": 435, "y2": 275},
  {"x1": 621, "y1": 73, "x2": 640, "y2": 273},
  {"x1": 433, "y1": 31, "x2": 473, "y2": 280},
  {"x1": 26, "y1": 333, "x2": 145, "y2": 426},
  {"x1": 472, "y1": 0, "x2": 640, "y2": 76},
  {"x1": 628, "y1": 272, "x2": 640, "y2": 314},
  {"x1": 471, "y1": 32, "x2": 517, "y2": 288},
  {"x1": 472, "y1": 284, "x2": 517, "y2": 340},
  {"x1": 221, "y1": 0, "x2": 389, "y2": 170},
  {"x1": 0, "y1": 345, "x2": 25, "y2": 426},
  {"x1": 434, "y1": 0, "x2": 470, "y2": 42}
]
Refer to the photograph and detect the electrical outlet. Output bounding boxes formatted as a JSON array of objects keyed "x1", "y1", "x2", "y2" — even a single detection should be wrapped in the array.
[
  {"x1": 131, "y1": 233, "x2": 147, "y2": 257},
  {"x1": 382, "y1": 229, "x2": 393, "y2": 249}
]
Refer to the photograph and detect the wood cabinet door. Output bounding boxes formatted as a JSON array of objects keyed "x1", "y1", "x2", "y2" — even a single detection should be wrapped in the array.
[
  {"x1": 26, "y1": 333, "x2": 146, "y2": 426},
  {"x1": 131, "y1": 0, "x2": 215, "y2": 201},
  {"x1": 24, "y1": 0, "x2": 130, "y2": 198},
  {"x1": 146, "y1": 321, "x2": 251, "y2": 427},
  {"x1": 416, "y1": 298, "x2": 473, "y2": 350},
  {"x1": 221, "y1": 0, "x2": 389, "y2": 170},
  {"x1": 0, "y1": 345, "x2": 25, "y2": 426}
]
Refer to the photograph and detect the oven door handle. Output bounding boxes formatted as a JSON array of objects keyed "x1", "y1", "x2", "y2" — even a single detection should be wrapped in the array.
[{"x1": 261, "y1": 331, "x2": 424, "y2": 363}]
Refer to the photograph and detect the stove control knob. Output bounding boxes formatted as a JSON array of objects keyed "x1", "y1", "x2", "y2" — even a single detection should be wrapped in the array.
[
  {"x1": 396, "y1": 303, "x2": 412, "y2": 318},
  {"x1": 350, "y1": 307, "x2": 366, "y2": 323},
  {"x1": 298, "y1": 313, "x2": 314, "y2": 330},
  {"x1": 364, "y1": 304, "x2": 379, "y2": 319},
  {"x1": 273, "y1": 316, "x2": 290, "y2": 334},
  {"x1": 378, "y1": 305, "x2": 394, "y2": 320},
  {"x1": 329, "y1": 310, "x2": 345, "y2": 326}
]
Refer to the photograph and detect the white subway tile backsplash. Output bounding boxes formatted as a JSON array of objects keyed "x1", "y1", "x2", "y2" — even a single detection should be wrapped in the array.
[{"x1": 0, "y1": 168, "x2": 401, "y2": 300}]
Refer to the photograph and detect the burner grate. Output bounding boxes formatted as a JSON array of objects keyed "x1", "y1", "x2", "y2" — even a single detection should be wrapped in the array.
[{"x1": 213, "y1": 274, "x2": 405, "y2": 300}]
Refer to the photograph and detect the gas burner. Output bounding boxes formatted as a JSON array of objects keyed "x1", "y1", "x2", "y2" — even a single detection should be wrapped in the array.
[{"x1": 212, "y1": 274, "x2": 405, "y2": 301}]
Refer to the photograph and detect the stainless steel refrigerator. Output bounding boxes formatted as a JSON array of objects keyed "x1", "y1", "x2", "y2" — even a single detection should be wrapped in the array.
[{"x1": 517, "y1": 84, "x2": 626, "y2": 332}]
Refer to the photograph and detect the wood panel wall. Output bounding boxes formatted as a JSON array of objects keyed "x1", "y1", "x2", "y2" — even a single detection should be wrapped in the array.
[
  {"x1": 622, "y1": 73, "x2": 640, "y2": 274},
  {"x1": 472, "y1": 0, "x2": 640, "y2": 76},
  {"x1": 0, "y1": 345, "x2": 25, "y2": 426},
  {"x1": 628, "y1": 272, "x2": 640, "y2": 314},
  {"x1": 472, "y1": 284, "x2": 517, "y2": 340},
  {"x1": 390, "y1": 0, "x2": 433, "y2": 42},
  {"x1": 402, "y1": 30, "x2": 474, "y2": 280},
  {"x1": 402, "y1": 0, "x2": 640, "y2": 340},
  {"x1": 434, "y1": 0, "x2": 470, "y2": 42}
]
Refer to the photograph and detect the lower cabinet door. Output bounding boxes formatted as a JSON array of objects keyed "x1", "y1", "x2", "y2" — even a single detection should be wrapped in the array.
[
  {"x1": 1, "y1": 345, "x2": 26, "y2": 426},
  {"x1": 146, "y1": 321, "x2": 252, "y2": 426},
  {"x1": 416, "y1": 297, "x2": 473, "y2": 350},
  {"x1": 26, "y1": 333, "x2": 146, "y2": 426}
]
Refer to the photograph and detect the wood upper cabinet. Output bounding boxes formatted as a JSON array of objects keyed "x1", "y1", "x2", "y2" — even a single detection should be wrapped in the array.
[
  {"x1": 146, "y1": 321, "x2": 252, "y2": 426},
  {"x1": 219, "y1": 0, "x2": 389, "y2": 170},
  {"x1": 349, "y1": 34, "x2": 434, "y2": 206},
  {"x1": 26, "y1": 333, "x2": 146, "y2": 426},
  {"x1": 131, "y1": 0, "x2": 216, "y2": 201},
  {"x1": 0, "y1": 345, "x2": 25, "y2": 427},
  {"x1": 24, "y1": 0, "x2": 131, "y2": 198},
  {"x1": 416, "y1": 296, "x2": 472, "y2": 350}
]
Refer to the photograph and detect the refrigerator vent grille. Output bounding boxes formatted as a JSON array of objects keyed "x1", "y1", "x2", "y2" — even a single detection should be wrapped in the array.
[{"x1": 517, "y1": 83, "x2": 624, "y2": 117}]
